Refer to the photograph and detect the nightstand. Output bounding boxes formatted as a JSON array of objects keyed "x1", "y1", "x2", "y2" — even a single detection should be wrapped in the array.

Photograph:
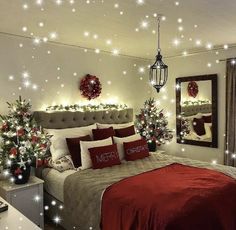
[
  {"x1": 0, "y1": 196, "x2": 41, "y2": 230},
  {"x1": 0, "y1": 176, "x2": 44, "y2": 229}
]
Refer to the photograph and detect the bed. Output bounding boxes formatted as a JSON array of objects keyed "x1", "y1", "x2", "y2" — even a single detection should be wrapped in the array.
[{"x1": 34, "y1": 109, "x2": 236, "y2": 230}]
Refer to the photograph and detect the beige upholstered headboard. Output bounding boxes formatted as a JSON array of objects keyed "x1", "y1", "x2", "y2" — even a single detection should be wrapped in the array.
[
  {"x1": 181, "y1": 104, "x2": 212, "y2": 117},
  {"x1": 34, "y1": 109, "x2": 133, "y2": 129}
]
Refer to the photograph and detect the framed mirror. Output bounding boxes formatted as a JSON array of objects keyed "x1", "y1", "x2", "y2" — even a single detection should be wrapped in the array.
[{"x1": 176, "y1": 74, "x2": 218, "y2": 148}]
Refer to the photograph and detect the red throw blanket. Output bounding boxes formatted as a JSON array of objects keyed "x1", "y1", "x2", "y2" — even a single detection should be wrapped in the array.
[{"x1": 101, "y1": 163, "x2": 236, "y2": 230}]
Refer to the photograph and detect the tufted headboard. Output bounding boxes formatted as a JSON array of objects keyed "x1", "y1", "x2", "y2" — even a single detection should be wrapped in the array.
[
  {"x1": 34, "y1": 109, "x2": 133, "y2": 129},
  {"x1": 181, "y1": 104, "x2": 212, "y2": 117}
]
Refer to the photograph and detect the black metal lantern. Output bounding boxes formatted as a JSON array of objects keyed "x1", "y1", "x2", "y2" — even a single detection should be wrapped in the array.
[{"x1": 150, "y1": 15, "x2": 168, "y2": 93}]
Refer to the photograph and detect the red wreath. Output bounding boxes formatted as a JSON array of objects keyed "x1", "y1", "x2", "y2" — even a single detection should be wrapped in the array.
[
  {"x1": 187, "y1": 81, "x2": 199, "y2": 98},
  {"x1": 80, "y1": 74, "x2": 102, "y2": 100}
]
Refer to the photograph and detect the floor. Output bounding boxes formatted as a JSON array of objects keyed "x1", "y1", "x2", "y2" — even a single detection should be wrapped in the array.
[{"x1": 45, "y1": 218, "x2": 65, "y2": 230}]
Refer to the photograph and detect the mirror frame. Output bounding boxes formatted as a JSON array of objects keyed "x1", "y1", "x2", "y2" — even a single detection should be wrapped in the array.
[{"x1": 176, "y1": 74, "x2": 218, "y2": 148}]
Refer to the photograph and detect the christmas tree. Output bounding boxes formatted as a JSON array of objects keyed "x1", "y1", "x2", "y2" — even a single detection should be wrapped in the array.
[
  {"x1": 0, "y1": 97, "x2": 51, "y2": 171},
  {"x1": 135, "y1": 98, "x2": 173, "y2": 150}
]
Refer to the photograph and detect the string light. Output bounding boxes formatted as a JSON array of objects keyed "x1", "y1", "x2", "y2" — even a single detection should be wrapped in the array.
[
  {"x1": 22, "y1": 3, "x2": 29, "y2": 10},
  {"x1": 212, "y1": 160, "x2": 217, "y2": 165},
  {"x1": 46, "y1": 103, "x2": 128, "y2": 112},
  {"x1": 33, "y1": 37, "x2": 41, "y2": 45},
  {"x1": 177, "y1": 18, "x2": 183, "y2": 23},
  {"x1": 49, "y1": 32, "x2": 58, "y2": 40},
  {"x1": 36, "y1": 0, "x2": 43, "y2": 5},
  {"x1": 223, "y1": 44, "x2": 228, "y2": 50},
  {"x1": 95, "y1": 49, "x2": 100, "y2": 53},
  {"x1": 140, "y1": 20, "x2": 149, "y2": 29},
  {"x1": 22, "y1": 26, "x2": 27, "y2": 32},
  {"x1": 136, "y1": 0, "x2": 145, "y2": 5},
  {"x1": 178, "y1": 26, "x2": 183, "y2": 31},
  {"x1": 106, "y1": 39, "x2": 112, "y2": 45},
  {"x1": 112, "y1": 49, "x2": 119, "y2": 56},
  {"x1": 173, "y1": 38, "x2": 180, "y2": 46},
  {"x1": 181, "y1": 100, "x2": 211, "y2": 106},
  {"x1": 195, "y1": 40, "x2": 201, "y2": 46},
  {"x1": 138, "y1": 67, "x2": 145, "y2": 73},
  {"x1": 231, "y1": 59, "x2": 236, "y2": 65},
  {"x1": 206, "y1": 43, "x2": 213, "y2": 50},
  {"x1": 53, "y1": 216, "x2": 61, "y2": 224}
]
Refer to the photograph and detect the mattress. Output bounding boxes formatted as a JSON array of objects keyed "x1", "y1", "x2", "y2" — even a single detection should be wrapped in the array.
[{"x1": 42, "y1": 168, "x2": 76, "y2": 202}]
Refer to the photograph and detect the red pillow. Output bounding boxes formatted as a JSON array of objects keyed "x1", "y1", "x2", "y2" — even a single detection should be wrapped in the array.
[
  {"x1": 88, "y1": 144, "x2": 121, "y2": 169},
  {"x1": 192, "y1": 118, "x2": 206, "y2": 136},
  {"x1": 123, "y1": 139, "x2": 149, "y2": 161},
  {"x1": 66, "y1": 135, "x2": 91, "y2": 167},
  {"x1": 202, "y1": 115, "x2": 212, "y2": 123},
  {"x1": 92, "y1": 127, "x2": 115, "y2": 141},
  {"x1": 115, "y1": 125, "x2": 136, "y2": 137}
]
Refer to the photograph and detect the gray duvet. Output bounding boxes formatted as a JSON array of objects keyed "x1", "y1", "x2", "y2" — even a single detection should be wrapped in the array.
[{"x1": 63, "y1": 153, "x2": 236, "y2": 230}]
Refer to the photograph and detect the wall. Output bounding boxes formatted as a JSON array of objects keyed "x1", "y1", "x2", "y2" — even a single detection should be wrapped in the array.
[
  {"x1": 0, "y1": 33, "x2": 150, "y2": 115},
  {"x1": 1, "y1": 32, "x2": 236, "y2": 165},
  {"x1": 155, "y1": 48, "x2": 236, "y2": 164}
]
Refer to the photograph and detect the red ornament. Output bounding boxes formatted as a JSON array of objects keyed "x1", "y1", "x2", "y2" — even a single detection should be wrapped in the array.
[
  {"x1": 14, "y1": 167, "x2": 22, "y2": 175},
  {"x1": 10, "y1": 147, "x2": 17, "y2": 156},
  {"x1": 40, "y1": 143, "x2": 47, "y2": 149},
  {"x1": 80, "y1": 74, "x2": 102, "y2": 100},
  {"x1": 17, "y1": 128, "x2": 25, "y2": 137},
  {"x1": 32, "y1": 136, "x2": 39, "y2": 143},
  {"x1": 1, "y1": 123, "x2": 8, "y2": 131},
  {"x1": 187, "y1": 81, "x2": 199, "y2": 98}
]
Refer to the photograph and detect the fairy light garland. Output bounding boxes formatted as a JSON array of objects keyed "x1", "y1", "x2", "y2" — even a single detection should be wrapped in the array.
[
  {"x1": 181, "y1": 100, "x2": 211, "y2": 107},
  {"x1": 46, "y1": 103, "x2": 128, "y2": 112}
]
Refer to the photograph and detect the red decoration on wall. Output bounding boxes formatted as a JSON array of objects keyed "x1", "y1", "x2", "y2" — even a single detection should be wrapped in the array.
[
  {"x1": 187, "y1": 81, "x2": 199, "y2": 98},
  {"x1": 80, "y1": 74, "x2": 102, "y2": 100}
]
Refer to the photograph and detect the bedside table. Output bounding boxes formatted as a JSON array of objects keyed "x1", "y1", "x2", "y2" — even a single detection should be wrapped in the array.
[
  {"x1": 0, "y1": 176, "x2": 44, "y2": 229},
  {"x1": 0, "y1": 196, "x2": 41, "y2": 230}
]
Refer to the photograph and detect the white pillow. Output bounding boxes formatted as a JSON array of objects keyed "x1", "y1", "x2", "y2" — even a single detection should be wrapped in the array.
[
  {"x1": 113, "y1": 134, "x2": 141, "y2": 160},
  {"x1": 45, "y1": 124, "x2": 96, "y2": 161},
  {"x1": 80, "y1": 137, "x2": 113, "y2": 170},
  {"x1": 97, "y1": 122, "x2": 134, "y2": 129}
]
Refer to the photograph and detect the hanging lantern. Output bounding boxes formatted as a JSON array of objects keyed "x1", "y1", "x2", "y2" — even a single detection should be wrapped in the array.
[{"x1": 150, "y1": 15, "x2": 168, "y2": 93}]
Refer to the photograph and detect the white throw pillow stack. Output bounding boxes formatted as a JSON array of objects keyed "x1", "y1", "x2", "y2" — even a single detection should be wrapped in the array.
[
  {"x1": 45, "y1": 124, "x2": 96, "y2": 161},
  {"x1": 113, "y1": 134, "x2": 141, "y2": 160},
  {"x1": 80, "y1": 137, "x2": 113, "y2": 170},
  {"x1": 46, "y1": 122, "x2": 142, "y2": 171}
]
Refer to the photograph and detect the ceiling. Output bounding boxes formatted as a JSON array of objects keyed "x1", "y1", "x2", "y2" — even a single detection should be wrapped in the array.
[{"x1": 0, "y1": 0, "x2": 236, "y2": 59}]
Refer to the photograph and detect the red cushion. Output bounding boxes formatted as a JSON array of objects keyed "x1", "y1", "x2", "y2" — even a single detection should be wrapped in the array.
[
  {"x1": 88, "y1": 144, "x2": 121, "y2": 169},
  {"x1": 115, "y1": 125, "x2": 136, "y2": 138},
  {"x1": 123, "y1": 139, "x2": 149, "y2": 161},
  {"x1": 92, "y1": 127, "x2": 115, "y2": 141},
  {"x1": 192, "y1": 118, "x2": 206, "y2": 136},
  {"x1": 66, "y1": 135, "x2": 91, "y2": 168},
  {"x1": 202, "y1": 115, "x2": 212, "y2": 123}
]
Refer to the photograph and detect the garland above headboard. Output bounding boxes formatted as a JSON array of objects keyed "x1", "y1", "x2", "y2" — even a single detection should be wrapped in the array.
[{"x1": 34, "y1": 109, "x2": 133, "y2": 129}]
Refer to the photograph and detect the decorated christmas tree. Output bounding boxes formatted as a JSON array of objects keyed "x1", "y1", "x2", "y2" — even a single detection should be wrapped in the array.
[
  {"x1": 0, "y1": 97, "x2": 51, "y2": 183},
  {"x1": 135, "y1": 98, "x2": 173, "y2": 151}
]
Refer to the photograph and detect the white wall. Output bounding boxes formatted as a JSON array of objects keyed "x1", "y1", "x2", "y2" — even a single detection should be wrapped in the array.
[
  {"x1": 156, "y1": 48, "x2": 236, "y2": 164},
  {"x1": 0, "y1": 34, "x2": 150, "y2": 115}
]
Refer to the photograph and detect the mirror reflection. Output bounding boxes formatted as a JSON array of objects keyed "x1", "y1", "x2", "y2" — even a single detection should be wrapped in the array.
[{"x1": 176, "y1": 75, "x2": 217, "y2": 148}]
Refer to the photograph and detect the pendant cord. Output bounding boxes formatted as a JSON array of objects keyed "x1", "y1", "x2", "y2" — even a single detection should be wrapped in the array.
[{"x1": 157, "y1": 15, "x2": 161, "y2": 52}]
